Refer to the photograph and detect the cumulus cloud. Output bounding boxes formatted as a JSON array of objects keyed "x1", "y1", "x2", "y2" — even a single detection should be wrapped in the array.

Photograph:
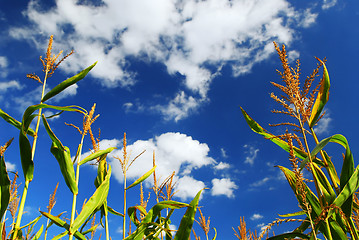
[
  {"x1": 5, "y1": 161, "x2": 16, "y2": 171},
  {"x1": 244, "y1": 144, "x2": 259, "y2": 165},
  {"x1": 9, "y1": 0, "x2": 319, "y2": 121},
  {"x1": 81, "y1": 132, "x2": 214, "y2": 200},
  {"x1": 214, "y1": 161, "x2": 230, "y2": 170},
  {"x1": 211, "y1": 178, "x2": 238, "y2": 198}
]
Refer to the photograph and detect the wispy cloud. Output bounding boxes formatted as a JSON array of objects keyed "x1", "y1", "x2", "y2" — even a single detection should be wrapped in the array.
[
  {"x1": 322, "y1": 0, "x2": 338, "y2": 10},
  {"x1": 244, "y1": 144, "x2": 259, "y2": 166},
  {"x1": 5, "y1": 161, "x2": 16, "y2": 171},
  {"x1": 0, "y1": 80, "x2": 22, "y2": 92},
  {"x1": 250, "y1": 177, "x2": 270, "y2": 187},
  {"x1": 214, "y1": 161, "x2": 230, "y2": 170},
  {"x1": 8, "y1": 0, "x2": 319, "y2": 121}
]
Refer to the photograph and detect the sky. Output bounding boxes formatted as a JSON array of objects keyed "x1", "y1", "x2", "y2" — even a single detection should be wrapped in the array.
[{"x1": 0, "y1": 0, "x2": 359, "y2": 239}]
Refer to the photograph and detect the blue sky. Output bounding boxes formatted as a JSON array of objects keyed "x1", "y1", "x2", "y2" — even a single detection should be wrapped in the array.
[{"x1": 1, "y1": 0, "x2": 359, "y2": 239}]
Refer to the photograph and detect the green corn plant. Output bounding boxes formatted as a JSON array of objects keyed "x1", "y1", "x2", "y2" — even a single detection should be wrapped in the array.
[{"x1": 240, "y1": 42, "x2": 359, "y2": 239}]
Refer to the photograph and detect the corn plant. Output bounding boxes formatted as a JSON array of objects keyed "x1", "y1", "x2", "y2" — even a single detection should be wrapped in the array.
[
  {"x1": 0, "y1": 35, "x2": 208, "y2": 240},
  {"x1": 240, "y1": 42, "x2": 359, "y2": 239}
]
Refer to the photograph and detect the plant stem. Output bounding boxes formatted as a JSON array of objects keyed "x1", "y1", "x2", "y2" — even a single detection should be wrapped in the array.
[
  {"x1": 12, "y1": 180, "x2": 29, "y2": 239},
  {"x1": 69, "y1": 135, "x2": 85, "y2": 240},
  {"x1": 123, "y1": 172, "x2": 127, "y2": 240}
]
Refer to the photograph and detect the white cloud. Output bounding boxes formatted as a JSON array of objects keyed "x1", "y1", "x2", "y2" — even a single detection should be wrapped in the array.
[
  {"x1": 322, "y1": 0, "x2": 337, "y2": 10},
  {"x1": 0, "y1": 80, "x2": 22, "y2": 92},
  {"x1": 314, "y1": 114, "x2": 332, "y2": 135},
  {"x1": 214, "y1": 161, "x2": 230, "y2": 170},
  {"x1": 5, "y1": 161, "x2": 16, "y2": 172},
  {"x1": 250, "y1": 213, "x2": 264, "y2": 221},
  {"x1": 250, "y1": 177, "x2": 270, "y2": 187},
  {"x1": 220, "y1": 148, "x2": 228, "y2": 158},
  {"x1": 81, "y1": 132, "x2": 215, "y2": 200},
  {"x1": 175, "y1": 176, "x2": 205, "y2": 201},
  {"x1": 244, "y1": 144, "x2": 259, "y2": 165},
  {"x1": 50, "y1": 83, "x2": 78, "y2": 102},
  {"x1": 9, "y1": 0, "x2": 320, "y2": 120},
  {"x1": 211, "y1": 178, "x2": 238, "y2": 198}
]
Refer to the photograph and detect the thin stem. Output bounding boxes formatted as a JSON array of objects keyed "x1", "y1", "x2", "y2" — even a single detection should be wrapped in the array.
[
  {"x1": 123, "y1": 172, "x2": 127, "y2": 240},
  {"x1": 105, "y1": 208, "x2": 110, "y2": 240},
  {"x1": 12, "y1": 180, "x2": 29, "y2": 239},
  {"x1": 69, "y1": 135, "x2": 85, "y2": 240}
]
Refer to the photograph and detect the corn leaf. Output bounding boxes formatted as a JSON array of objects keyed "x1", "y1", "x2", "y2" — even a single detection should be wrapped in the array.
[
  {"x1": 79, "y1": 147, "x2": 116, "y2": 166},
  {"x1": 174, "y1": 190, "x2": 202, "y2": 240},
  {"x1": 267, "y1": 232, "x2": 310, "y2": 240},
  {"x1": 52, "y1": 231, "x2": 68, "y2": 240},
  {"x1": 126, "y1": 165, "x2": 156, "y2": 190},
  {"x1": 18, "y1": 215, "x2": 42, "y2": 230},
  {"x1": 240, "y1": 107, "x2": 307, "y2": 159},
  {"x1": 278, "y1": 211, "x2": 306, "y2": 218},
  {"x1": 19, "y1": 129, "x2": 34, "y2": 181},
  {"x1": 41, "y1": 62, "x2": 97, "y2": 103},
  {"x1": 70, "y1": 166, "x2": 111, "y2": 234},
  {"x1": 32, "y1": 225, "x2": 43, "y2": 240},
  {"x1": 0, "y1": 108, "x2": 35, "y2": 137},
  {"x1": 0, "y1": 154, "x2": 10, "y2": 220},
  {"x1": 309, "y1": 58, "x2": 330, "y2": 128},
  {"x1": 40, "y1": 212, "x2": 86, "y2": 240},
  {"x1": 108, "y1": 205, "x2": 124, "y2": 217},
  {"x1": 312, "y1": 163, "x2": 336, "y2": 204},
  {"x1": 211, "y1": 227, "x2": 217, "y2": 240},
  {"x1": 299, "y1": 134, "x2": 354, "y2": 217},
  {"x1": 42, "y1": 115, "x2": 78, "y2": 194}
]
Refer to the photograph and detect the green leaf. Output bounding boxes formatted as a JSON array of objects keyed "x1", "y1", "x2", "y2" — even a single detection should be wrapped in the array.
[
  {"x1": 42, "y1": 115, "x2": 78, "y2": 194},
  {"x1": 211, "y1": 227, "x2": 217, "y2": 240},
  {"x1": 41, "y1": 62, "x2": 97, "y2": 103},
  {"x1": 267, "y1": 232, "x2": 310, "y2": 240},
  {"x1": 19, "y1": 129, "x2": 34, "y2": 181},
  {"x1": 126, "y1": 165, "x2": 156, "y2": 190},
  {"x1": 312, "y1": 163, "x2": 336, "y2": 204},
  {"x1": 32, "y1": 225, "x2": 43, "y2": 240},
  {"x1": 309, "y1": 58, "x2": 330, "y2": 128},
  {"x1": 174, "y1": 190, "x2": 202, "y2": 240},
  {"x1": 107, "y1": 206, "x2": 124, "y2": 217},
  {"x1": 240, "y1": 107, "x2": 307, "y2": 159},
  {"x1": 0, "y1": 108, "x2": 35, "y2": 137},
  {"x1": 278, "y1": 210, "x2": 306, "y2": 218},
  {"x1": 299, "y1": 134, "x2": 355, "y2": 217},
  {"x1": 40, "y1": 212, "x2": 86, "y2": 240},
  {"x1": 0, "y1": 154, "x2": 10, "y2": 220},
  {"x1": 79, "y1": 147, "x2": 116, "y2": 166},
  {"x1": 70, "y1": 165, "x2": 111, "y2": 234}
]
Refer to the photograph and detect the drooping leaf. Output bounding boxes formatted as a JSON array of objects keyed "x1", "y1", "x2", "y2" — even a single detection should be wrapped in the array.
[
  {"x1": 41, "y1": 62, "x2": 97, "y2": 103},
  {"x1": 42, "y1": 115, "x2": 78, "y2": 194},
  {"x1": 70, "y1": 166, "x2": 111, "y2": 234},
  {"x1": 240, "y1": 107, "x2": 307, "y2": 159},
  {"x1": 211, "y1": 227, "x2": 217, "y2": 240},
  {"x1": 0, "y1": 154, "x2": 10, "y2": 220},
  {"x1": 19, "y1": 129, "x2": 34, "y2": 181},
  {"x1": 126, "y1": 165, "x2": 156, "y2": 190},
  {"x1": 174, "y1": 190, "x2": 202, "y2": 240},
  {"x1": 0, "y1": 108, "x2": 35, "y2": 136},
  {"x1": 309, "y1": 58, "x2": 330, "y2": 128}
]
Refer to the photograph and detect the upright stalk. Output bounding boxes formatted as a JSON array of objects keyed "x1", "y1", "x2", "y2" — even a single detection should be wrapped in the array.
[
  {"x1": 123, "y1": 172, "x2": 127, "y2": 240},
  {"x1": 69, "y1": 135, "x2": 85, "y2": 240},
  {"x1": 12, "y1": 70, "x2": 49, "y2": 240}
]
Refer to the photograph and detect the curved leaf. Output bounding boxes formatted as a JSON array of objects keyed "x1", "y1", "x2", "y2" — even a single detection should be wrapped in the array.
[
  {"x1": 79, "y1": 147, "x2": 116, "y2": 166},
  {"x1": 126, "y1": 165, "x2": 156, "y2": 190},
  {"x1": 0, "y1": 108, "x2": 35, "y2": 136},
  {"x1": 240, "y1": 107, "x2": 307, "y2": 159},
  {"x1": 309, "y1": 58, "x2": 330, "y2": 128},
  {"x1": 42, "y1": 62, "x2": 97, "y2": 102}
]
